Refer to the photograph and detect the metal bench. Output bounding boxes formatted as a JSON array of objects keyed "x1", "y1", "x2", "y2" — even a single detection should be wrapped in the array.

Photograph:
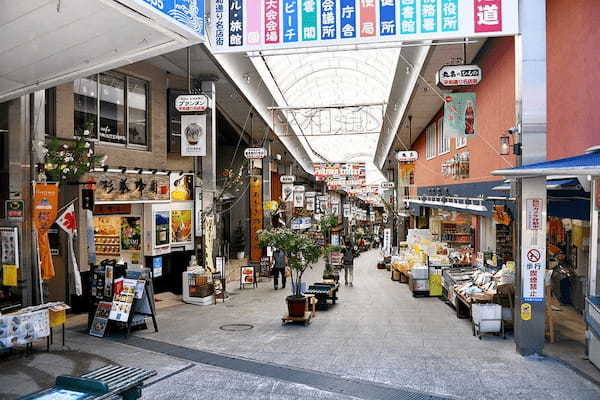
[{"x1": 18, "y1": 365, "x2": 156, "y2": 400}]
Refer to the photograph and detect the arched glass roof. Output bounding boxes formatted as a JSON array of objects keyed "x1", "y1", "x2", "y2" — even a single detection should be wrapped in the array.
[{"x1": 253, "y1": 46, "x2": 400, "y2": 184}]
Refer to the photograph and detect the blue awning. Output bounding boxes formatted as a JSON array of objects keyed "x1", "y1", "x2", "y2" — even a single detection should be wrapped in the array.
[
  {"x1": 492, "y1": 178, "x2": 581, "y2": 191},
  {"x1": 492, "y1": 151, "x2": 600, "y2": 177}
]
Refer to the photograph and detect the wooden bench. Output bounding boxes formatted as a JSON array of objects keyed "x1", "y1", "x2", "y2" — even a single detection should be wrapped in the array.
[{"x1": 18, "y1": 365, "x2": 156, "y2": 400}]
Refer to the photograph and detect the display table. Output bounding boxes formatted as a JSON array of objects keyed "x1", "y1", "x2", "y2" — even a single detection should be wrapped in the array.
[
  {"x1": 454, "y1": 290, "x2": 493, "y2": 319},
  {"x1": 304, "y1": 282, "x2": 339, "y2": 310}
]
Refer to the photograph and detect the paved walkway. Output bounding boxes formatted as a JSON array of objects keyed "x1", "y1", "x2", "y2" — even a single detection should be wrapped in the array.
[{"x1": 2, "y1": 249, "x2": 600, "y2": 399}]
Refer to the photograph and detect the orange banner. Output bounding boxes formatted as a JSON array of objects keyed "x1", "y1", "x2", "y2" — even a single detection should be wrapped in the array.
[{"x1": 33, "y1": 183, "x2": 59, "y2": 280}]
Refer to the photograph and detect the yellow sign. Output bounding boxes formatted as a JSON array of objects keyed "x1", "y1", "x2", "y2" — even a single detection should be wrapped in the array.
[
  {"x1": 2, "y1": 265, "x2": 17, "y2": 286},
  {"x1": 521, "y1": 303, "x2": 532, "y2": 321}
]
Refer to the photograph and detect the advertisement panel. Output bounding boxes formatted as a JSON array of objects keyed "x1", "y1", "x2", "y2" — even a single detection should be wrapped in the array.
[
  {"x1": 443, "y1": 92, "x2": 476, "y2": 138},
  {"x1": 210, "y1": 0, "x2": 518, "y2": 53}
]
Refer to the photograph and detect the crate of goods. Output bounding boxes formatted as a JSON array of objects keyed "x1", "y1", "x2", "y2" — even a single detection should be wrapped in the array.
[
  {"x1": 392, "y1": 269, "x2": 401, "y2": 281},
  {"x1": 472, "y1": 303, "x2": 502, "y2": 333},
  {"x1": 411, "y1": 266, "x2": 428, "y2": 280}
]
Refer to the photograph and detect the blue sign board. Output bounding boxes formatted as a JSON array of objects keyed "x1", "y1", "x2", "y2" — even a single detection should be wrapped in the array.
[
  {"x1": 420, "y1": 0, "x2": 438, "y2": 33},
  {"x1": 283, "y1": 0, "x2": 299, "y2": 43},
  {"x1": 141, "y1": 0, "x2": 205, "y2": 38},
  {"x1": 340, "y1": 0, "x2": 356, "y2": 39},
  {"x1": 320, "y1": 0, "x2": 337, "y2": 40},
  {"x1": 379, "y1": 0, "x2": 396, "y2": 36}
]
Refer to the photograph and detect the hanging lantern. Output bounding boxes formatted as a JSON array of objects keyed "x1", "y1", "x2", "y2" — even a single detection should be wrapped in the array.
[{"x1": 499, "y1": 134, "x2": 511, "y2": 155}]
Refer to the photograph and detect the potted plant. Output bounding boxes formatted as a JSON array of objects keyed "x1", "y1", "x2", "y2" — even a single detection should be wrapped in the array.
[
  {"x1": 319, "y1": 214, "x2": 340, "y2": 280},
  {"x1": 232, "y1": 220, "x2": 246, "y2": 259},
  {"x1": 258, "y1": 228, "x2": 322, "y2": 317}
]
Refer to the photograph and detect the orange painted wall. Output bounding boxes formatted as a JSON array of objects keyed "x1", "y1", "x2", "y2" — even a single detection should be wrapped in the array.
[
  {"x1": 411, "y1": 37, "x2": 516, "y2": 191},
  {"x1": 547, "y1": 0, "x2": 600, "y2": 160}
]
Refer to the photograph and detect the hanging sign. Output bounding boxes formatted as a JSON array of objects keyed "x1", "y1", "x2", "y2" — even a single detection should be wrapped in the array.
[
  {"x1": 381, "y1": 182, "x2": 395, "y2": 189},
  {"x1": 140, "y1": 0, "x2": 206, "y2": 38},
  {"x1": 444, "y1": 92, "x2": 476, "y2": 138},
  {"x1": 244, "y1": 147, "x2": 267, "y2": 159},
  {"x1": 436, "y1": 64, "x2": 482, "y2": 87},
  {"x1": 396, "y1": 150, "x2": 418, "y2": 162},
  {"x1": 211, "y1": 0, "x2": 518, "y2": 53},
  {"x1": 280, "y1": 175, "x2": 295, "y2": 184},
  {"x1": 521, "y1": 247, "x2": 545, "y2": 303},
  {"x1": 175, "y1": 94, "x2": 209, "y2": 112},
  {"x1": 383, "y1": 228, "x2": 392, "y2": 256},
  {"x1": 181, "y1": 114, "x2": 207, "y2": 156},
  {"x1": 33, "y1": 183, "x2": 59, "y2": 281}
]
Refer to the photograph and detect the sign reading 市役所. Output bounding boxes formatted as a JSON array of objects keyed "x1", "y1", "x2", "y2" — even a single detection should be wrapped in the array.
[
  {"x1": 210, "y1": 0, "x2": 518, "y2": 53},
  {"x1": 140, "y1": 0, "x2": 205, "y2": 38}
]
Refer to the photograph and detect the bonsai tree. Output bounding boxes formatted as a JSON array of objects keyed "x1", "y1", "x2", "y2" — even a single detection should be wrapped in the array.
[{"x1": 258, "y1": 228, "x2": 322, "y2": 297}]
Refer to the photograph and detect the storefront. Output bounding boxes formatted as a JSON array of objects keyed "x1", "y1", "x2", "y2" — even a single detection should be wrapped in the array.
[{"x1": 87, "y1": 170, "x2": 196, "y2": 295}]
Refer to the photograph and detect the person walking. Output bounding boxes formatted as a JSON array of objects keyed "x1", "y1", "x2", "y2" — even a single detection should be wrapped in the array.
[
  {"x1": 272, "y1": 248, "x2": 287, "y2": 290},
  {"x1": 342, "y1": 240, "x2": 354, "y2": 286}
]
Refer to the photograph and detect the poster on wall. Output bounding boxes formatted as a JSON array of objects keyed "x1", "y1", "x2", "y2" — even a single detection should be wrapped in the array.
[
  {"x1": 521, "y1": 247, "x2": 546, "y2": 303},
  {"x1": 444, "y1": 92, "x2": 476, "y2": 138},
  {"x1": 120, "y1": 217, "x2": 141, "y2": 251},
  {"x1": 154, "y1": 212, "x2": 170, "y2": 247},
  {"x1": 293, "y1": 191, "x2": 305, "y2": 208},
  {"x1": 282, "y1": 184, "x2": 294, "y2": 203},
  {"x1": 181, "y1": 114, "x2": 207, "y2": 156},
  {"x1": 170, "y1": 173, "x2": 193, "y2": 201},
  {"x1": 171, "y1": 210, "x2": 193, "y2": 244},
  {"x1": 0, "y1": 226, "x2": 19, "y2": 269},
  {"x1": 306, "y1": 196, "x2": 315, "y2": 211}
]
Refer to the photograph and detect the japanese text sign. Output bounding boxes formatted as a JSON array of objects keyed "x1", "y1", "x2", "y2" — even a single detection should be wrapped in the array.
[
  {"x1": 522, "y1": 247, "x2": 545, "y2": 302},
  {"x1": 210, "y1": 0, "x2": 518, "y2": 53},
  {"x1": 526, "y1": 199, "x2": 543, "y2": 231}
]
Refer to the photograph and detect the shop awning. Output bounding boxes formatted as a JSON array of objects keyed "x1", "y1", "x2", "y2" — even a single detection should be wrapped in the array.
[
  {"x1": 492, "y1": 149, "x2": 600, "y2": 177},
  {"x1": 408, "y1": 196, "x2": 490, "y2": 216},
  {"x1": 0, "y1": 0, "x2": 205, "y2": 102},
  {"x1": 492, "y1": 178, "x2": 582, "y2": 191}
]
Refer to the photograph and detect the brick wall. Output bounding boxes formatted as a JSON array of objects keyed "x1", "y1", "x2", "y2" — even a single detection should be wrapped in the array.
[{"x1": 411, "y1": 37, "x2": 516, "y2": 192}]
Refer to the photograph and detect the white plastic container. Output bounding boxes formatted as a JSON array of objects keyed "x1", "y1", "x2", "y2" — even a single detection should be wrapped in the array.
[
  {"x1": 472, "y1": 303, "x2": 502, "y2": 333},
  {"x1": 411, "y1": 266, "x2": 428, "y2": 280}
]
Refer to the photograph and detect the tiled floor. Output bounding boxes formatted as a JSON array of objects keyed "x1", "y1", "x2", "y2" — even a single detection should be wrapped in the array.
[{"x1": 2, "y1": 249, "x2": 600, "y2": 399}]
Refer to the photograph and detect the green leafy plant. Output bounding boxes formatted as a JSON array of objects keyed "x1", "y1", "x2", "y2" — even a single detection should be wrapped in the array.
[
  {"x1": 44, "y1": 131, "x2": 103, "y2": 185},
  {"x1": 258, "y1": 228, "x2": 322, "y2": 297}
]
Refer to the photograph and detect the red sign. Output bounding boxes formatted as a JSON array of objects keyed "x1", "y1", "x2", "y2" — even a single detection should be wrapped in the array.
[
  {"x1": 265, "y1": 0, "x2": 280, "y2": 44},
  {"x1": 474, "y1": 0, "x2": 503, "y2": 33},
  {"x1": 359, "y1": 0, "x2": 376, "y2": 37}
]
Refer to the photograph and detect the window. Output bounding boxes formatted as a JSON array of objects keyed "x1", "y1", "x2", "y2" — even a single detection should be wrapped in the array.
[
  {"x1": 456, "y1": 135, "x2": 468, "y2": 149},
  {"x1": 44, "y1": 88, "x2": 56, "y2": 137},
  {"x1": 74, "y1": 72, "x2": 148, "y2": 148},
  {"x1": 426, "y1": 123, "x2": 436, "y2": 159},
  {"x1": 437, "y1": 118, "x2": 449, "y2": 155}
]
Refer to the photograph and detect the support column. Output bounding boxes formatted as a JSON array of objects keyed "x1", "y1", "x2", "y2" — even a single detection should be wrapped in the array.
[
  {"x1": 514, "y1": 0, "x2": 548, "y2": 356},
  {"x1": 8, "y1": 96, "x2": 34, "y2": 305},
  {"x1": 201, "y1": 81, "x2": 217, "y2": 266}
]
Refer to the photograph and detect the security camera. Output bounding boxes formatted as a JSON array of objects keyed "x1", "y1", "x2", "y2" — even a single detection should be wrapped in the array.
[{"x1": 506, "y1": 126, "x2": 520, "y2": 135}]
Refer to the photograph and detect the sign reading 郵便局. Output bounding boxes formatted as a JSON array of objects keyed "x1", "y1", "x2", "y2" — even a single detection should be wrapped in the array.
[
  {"x1": 444, "y1": 92, "x2": 477, "y2": 138},
  {"x1": 140, "y1": 0, "x2": 205, "y2": 38},
  {"x1": 210, "y1": 0, "x2": 518, "y2": 53}
]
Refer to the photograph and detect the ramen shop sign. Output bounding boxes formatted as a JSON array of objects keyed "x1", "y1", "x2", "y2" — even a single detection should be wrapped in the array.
[
  {"x1": 175, "y1": 94, "x2": 209, "y2": 112},
  {"x1": 436, "y1": 65, "x2": 482, "y2": 88}
]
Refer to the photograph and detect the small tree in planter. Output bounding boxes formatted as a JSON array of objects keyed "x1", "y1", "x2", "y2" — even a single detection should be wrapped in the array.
[
  {"x1": 258, "y1": 228, "x2": 322, "y2": 317},
  {"x1": 318, "y1": 214, "x2": 340, "y2": 280}
]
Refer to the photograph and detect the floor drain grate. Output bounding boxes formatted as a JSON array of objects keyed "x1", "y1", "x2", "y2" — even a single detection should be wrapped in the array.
[{"x1": 219, "y1": 324, "x2": 253, "y2": 332}]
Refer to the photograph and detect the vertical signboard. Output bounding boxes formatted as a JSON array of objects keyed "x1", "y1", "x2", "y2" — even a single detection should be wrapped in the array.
[
  {"x1": 246, "y1": 0, "x2": 261, "y2": 45},
  {"x1": 359, "y1": 0, "x2": 376, "y2": 37},
  {"x1": 321, "y1": 0, "x2": 337, "y2": 40},
  {"x1": 250, "y1": 177, "x2": 263, "y2": 262},
  {"x1": 379, "y1": 0, "x2": 396, "y2": 36},
  {"x1": 265, "y1": 0, "x2": 280, "y2": 44},
  {"x1": 229, "y1": 0, "x2": 243, "y2": 46},
  {"x1": 283, "y1": 0, "x2": 299, "y2": 43},
  {"x1": 340, "y1": 0, "x2": 357, "y2": 39},
  {"x1": 212, "y1": 0, "x2": 518, "y2": 53}
]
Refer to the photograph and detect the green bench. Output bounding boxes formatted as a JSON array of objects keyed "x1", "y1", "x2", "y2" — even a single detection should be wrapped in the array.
[{"x1": 18, "y1": 365, "x2": 156, "y2": 400}]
